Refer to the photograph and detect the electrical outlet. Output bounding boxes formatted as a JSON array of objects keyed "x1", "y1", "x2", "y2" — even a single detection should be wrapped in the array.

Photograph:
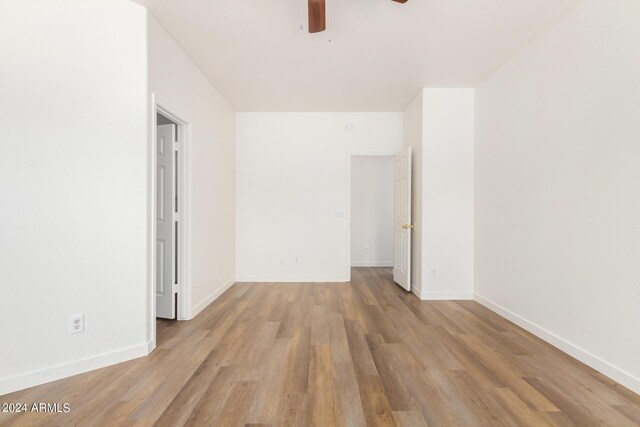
[{"x1": 69, "y1": 314, "x2": 84, "y2": 334}]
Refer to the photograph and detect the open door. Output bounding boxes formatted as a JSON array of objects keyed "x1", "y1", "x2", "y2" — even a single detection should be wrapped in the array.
[
  {"x1": 393, "y1": 146, "x2": 412, "y2": 291},
  {"x1": 156, "y1": 124, "x2": 176, "y2": 319}
]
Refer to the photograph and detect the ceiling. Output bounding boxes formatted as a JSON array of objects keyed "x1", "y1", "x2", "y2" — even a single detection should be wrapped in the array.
[{"x1": 134, "y1": 0, "x2": 581, "y2": 111}]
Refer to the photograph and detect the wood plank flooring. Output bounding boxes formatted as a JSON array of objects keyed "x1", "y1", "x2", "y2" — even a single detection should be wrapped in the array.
[{"x1": 2, "y1": 267, "x2": 639, "y2": 426}]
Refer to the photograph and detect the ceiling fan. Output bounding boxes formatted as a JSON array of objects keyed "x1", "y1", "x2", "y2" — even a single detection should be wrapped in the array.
[{"x1": 307, "y1": 0, "x2": 408, "y2": 33}]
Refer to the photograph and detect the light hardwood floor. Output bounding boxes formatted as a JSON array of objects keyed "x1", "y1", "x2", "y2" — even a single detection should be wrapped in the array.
[{"x1": 2, "y1": 267, "x2": 639, "y2": 426}]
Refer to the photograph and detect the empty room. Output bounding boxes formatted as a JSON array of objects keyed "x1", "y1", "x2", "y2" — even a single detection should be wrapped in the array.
[{"x1": 1, "y1": 0, "x2": 639, "y2": 426}]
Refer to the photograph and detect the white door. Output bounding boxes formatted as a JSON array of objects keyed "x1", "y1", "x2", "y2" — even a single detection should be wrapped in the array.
[
  {"x1": 393, "y1": 146, "x2": 412, "y2": 291},
  {"x1": 156, "y1": 124, "x2": 176, "y2": 319}
]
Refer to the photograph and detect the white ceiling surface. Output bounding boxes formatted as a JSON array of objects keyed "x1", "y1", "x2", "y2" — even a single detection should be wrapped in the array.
[{"x1": 136, "y1": 0, "x2": 581, "y2": 111}]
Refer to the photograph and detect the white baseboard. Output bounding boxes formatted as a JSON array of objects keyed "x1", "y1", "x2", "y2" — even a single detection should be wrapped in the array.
[
  {"x1": 475, "y1": 294, "x2": 640, "y2": 395},
  {"x1": 417, "y1": 290, "x2": 474, "y2": 300},
  {"x1": 235, "y1": 275, "x2": 347, "y2": 283},
  {"x1": 190, "y1": 277, "x2": 236, "y2": 319},
  {"x1": 350, "y1": 262, "x2": 394, "y2": 267},
  {"x1": 0, "y1": 341, "x2": 150, "y2": 396}
]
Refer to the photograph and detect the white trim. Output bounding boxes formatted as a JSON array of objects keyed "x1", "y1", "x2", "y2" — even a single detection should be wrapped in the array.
[
  {"x1": 475, "y1": 294, "x2": 640, "y2": 395},
  {"x1": 236, "y1": 275, "x2": 348, "y2": 283},
  {"x1": 417, "y1": 290, "x2": 474, "y2": 300},
  {"x1": 351, "y1": 262, "x2": 394, "y2": 267},
  {"x1": 190, "y1": 278, "x2": 236, "y2": 318},
  {"x1": 147, "y1": 339, "x2": 156, "y2": 354},
  {"x1": 0, "y1": 342, "x2": 150, "y2": 396},
  {"x1": 147, "y1": 93, "x2": 158, "y2": 354}
]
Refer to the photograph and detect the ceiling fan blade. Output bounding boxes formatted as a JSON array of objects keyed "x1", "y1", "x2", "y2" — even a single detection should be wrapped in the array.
[
  {"x1": 391, "y1": 0, "x2": 408, "y2": 3},
  {"x1": 308, "y1": 0, "x2": 326, "y2": 33}
]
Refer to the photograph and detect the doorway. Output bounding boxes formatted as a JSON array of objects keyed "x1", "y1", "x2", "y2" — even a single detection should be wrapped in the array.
[
  {"x1": 346, "y1": 149, "x2": 412, "y2": 291},
  {"x1": 155, "y1": 112, "x2": 180, "y2": 320},
  {"x1": 151, "y1": 101, "x2": 191, "y2": 341},
  {"x1": 350, "y1": 155, "x2": 395, "y2": 269}
]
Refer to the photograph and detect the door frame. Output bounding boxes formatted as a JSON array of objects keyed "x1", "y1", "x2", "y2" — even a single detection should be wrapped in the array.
[
  {"x1": 148, "y1": 94, "x2": 192, "y2": 352},
  {"x1": 345, "y1": 151, "x2": 396, "y2": 282}
]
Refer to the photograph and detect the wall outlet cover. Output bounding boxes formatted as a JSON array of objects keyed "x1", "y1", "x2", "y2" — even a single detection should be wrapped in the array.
[{"x1": 69, "y1": 314, "x2": 84, "y2": 334}]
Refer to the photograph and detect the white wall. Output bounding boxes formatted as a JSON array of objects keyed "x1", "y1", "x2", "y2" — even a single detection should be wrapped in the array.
[
  {"x1": 148, "y1": 16, "x2": 236, "y2": 318},
  {"x1": 236, "y1": 113, "x2": 403, "y2": 282},
  {"x1": 475, "y1": 0, "x2": 640, "y2": 393},
  {"x1": 421, "y1": 89, "x2": 475, "y2": 299},
  {"x1": 350, "y1": 156, "x2": 394, "y2": 267},
  {"x1": 0, "y1": 0, "x2": 148, "y2": 395},
  {"x1": 403, "y1": 93, "x2": 423, "y2": 295}
]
